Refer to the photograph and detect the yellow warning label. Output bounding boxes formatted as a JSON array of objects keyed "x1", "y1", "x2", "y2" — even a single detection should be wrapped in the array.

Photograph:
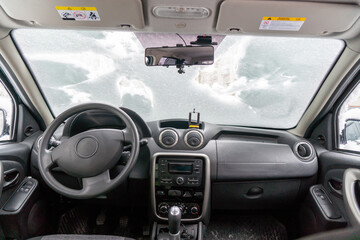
[
  {"x1": 262, "y1": 17, "x2": 306, "y2": 21},
  {"x1": 56, "y1": 6, "x2": 97, "y2": 11},
  {"x1": 56, "y1": 6, "x2": 100, "y2": 21},
  {"x1": 260, "y1": 16, "x2": 306, "y2": 31}
]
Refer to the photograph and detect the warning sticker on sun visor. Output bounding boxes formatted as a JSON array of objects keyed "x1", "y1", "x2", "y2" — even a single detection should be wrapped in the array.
[
  {"x1": 56, "y1": 6, "x2": 101, "y2": 21},
  {"x1": 259, "y1": 17, "x2": 306, "y2": 31}
]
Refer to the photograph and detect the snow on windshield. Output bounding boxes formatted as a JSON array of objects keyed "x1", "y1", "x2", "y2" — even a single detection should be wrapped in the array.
[{"x1": 12, "y1": 30, "x2": 344, "y2": 128}]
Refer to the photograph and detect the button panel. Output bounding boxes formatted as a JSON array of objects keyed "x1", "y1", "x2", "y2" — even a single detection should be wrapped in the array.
[
  {"x1": 157, "y1": 158, "x2": 203, "y2": 187},
  {"x1": 155, "y1": 157, "x2": 205, "y2": 220}
]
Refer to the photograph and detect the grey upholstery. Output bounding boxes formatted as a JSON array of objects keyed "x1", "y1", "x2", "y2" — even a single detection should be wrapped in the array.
[
  {"x1": 297, "y1": 227, "x2": 360, "y2": 240},
  {"x1": 28, "y1": 235, "x2": 134, "y2": 240}
]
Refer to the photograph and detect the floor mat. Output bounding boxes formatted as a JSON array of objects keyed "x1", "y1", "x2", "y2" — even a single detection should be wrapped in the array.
[
  {"x1": 56, "y1": 205, "x2": 149, "y2": 240},
  {"x1": 204, "y1": 214, "x2": 287, "y2": 240},
  {"x1": 57, "y1": 207, "x2": 94, "y2": 234}
]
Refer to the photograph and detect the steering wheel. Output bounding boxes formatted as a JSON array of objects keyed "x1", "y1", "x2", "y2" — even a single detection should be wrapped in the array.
[
  {"x1": 343, "y1": 168, "x2": 360, "y2": 226},
  {"x1": 38, "y1": 103, "x2": 140, "y2": 199}
]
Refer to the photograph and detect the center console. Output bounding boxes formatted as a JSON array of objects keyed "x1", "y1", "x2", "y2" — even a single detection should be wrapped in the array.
[{"x1": 151, "y1": 153, "x2": 210, "y2": 222}]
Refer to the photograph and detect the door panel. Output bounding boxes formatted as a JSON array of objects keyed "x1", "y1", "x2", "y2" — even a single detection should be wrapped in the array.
[
  {"x1": 0, "y1": 105, "x2": 41, "y2": 207},
  {"x1": 317, "y1": 149, "x2": 360, "y2": 219}
]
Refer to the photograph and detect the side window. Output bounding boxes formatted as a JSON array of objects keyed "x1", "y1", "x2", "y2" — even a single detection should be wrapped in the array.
[
  {"x1": 0, "y1": 81, "x2": 14, "y2": 141},
  {"x1": 338, "y1": 83, "x2": 360, "y2": 152}
]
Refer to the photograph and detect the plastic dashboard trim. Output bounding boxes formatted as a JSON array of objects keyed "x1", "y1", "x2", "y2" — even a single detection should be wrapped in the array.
[{"x1": 151, "y1": 152, "x2": 211, "y2": 222}]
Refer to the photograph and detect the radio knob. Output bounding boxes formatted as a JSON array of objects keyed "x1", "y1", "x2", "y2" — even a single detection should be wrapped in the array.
[
  {"x1": 159, "y1": 203, "x2": 169, "y2": 214},
  {"x1": 190, "y1": 206, "x2": 199, "y2": 215},
  {"x1": 176, "y1": 177, "x2": 185, "y2": 185}
]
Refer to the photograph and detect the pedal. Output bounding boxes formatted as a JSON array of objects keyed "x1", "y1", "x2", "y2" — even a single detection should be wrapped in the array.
[
  {"x1": 143, "y1": 224, "x2": 150, "y2": 236},
  {"x1": 96, "y1": 208, "x2": 107, "y2": 226}
]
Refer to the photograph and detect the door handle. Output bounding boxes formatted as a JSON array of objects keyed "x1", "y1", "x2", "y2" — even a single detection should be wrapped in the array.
[
  {"x1": 329, "y1": 178, "x2": 343, "y2": 196},
  {"x1": 3, "y1": 168, "x2": 19, "y2": 190},
  {"x1": 244, "y1": 187, "x2": 264, "y2": 199}
]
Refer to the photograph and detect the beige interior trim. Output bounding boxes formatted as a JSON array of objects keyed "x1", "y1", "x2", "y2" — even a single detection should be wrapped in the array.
[
  {"x1": 290, "y1": 46, "x2": 360, "y2": 137},
  {"x1": 0, "y1": 0, "x2": 145, "y2": 30},
  {"x1": 0, "y1": 0, "x2": 358, "y2": 131},
  {"x1": 0, "y1": 35, "x2": 53, "y2": 125},
  {"x1": 217, "y1": 0, "x2": 360, "y2": 36}
]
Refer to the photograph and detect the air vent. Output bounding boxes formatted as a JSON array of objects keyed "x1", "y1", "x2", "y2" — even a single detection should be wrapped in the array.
[
  {"x1": 185, "y1": 130, "x2": 204, "y2": 149},
  {"x1": 159, "y1": 129, "x2": 178, "y2": 148},
  {"x1": 294, "y1": 142, "x2": 313, "y2": 161}
]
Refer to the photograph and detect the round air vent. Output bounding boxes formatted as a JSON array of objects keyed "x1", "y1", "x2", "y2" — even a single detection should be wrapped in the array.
[
  {"x1": 159, "y1": 129, "x2": 178, "y2": 148},
  {"x1": 185, "y1": 130, "x2": 204, "y2": 149},
  {"x1": 294, "y1": 142, "x2": 314, "y2": 161}
]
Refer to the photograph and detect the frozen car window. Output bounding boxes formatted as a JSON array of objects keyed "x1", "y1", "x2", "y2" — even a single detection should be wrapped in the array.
[
  {"x1": 0, "y1": 81, "x2": 14, "y2": 141},
  {"x1": 339, "y1": 83, "x2": 360, "y2": 152},
  {"x1": 12, "y1": 30, "x2": 344, "y2": 129}
]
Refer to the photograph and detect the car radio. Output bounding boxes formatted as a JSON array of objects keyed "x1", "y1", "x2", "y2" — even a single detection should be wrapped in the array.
[
  {"x1": 154, "y1": 157, "x2": 205, "y2": 220},
  {"x1": 157, "y1": 158, "x2": 203, "y2": 187}
]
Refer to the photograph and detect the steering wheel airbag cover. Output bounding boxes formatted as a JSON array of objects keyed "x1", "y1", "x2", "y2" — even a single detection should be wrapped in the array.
[{"x1": 51, "y1": 129, "x2": 124, "y2": 178}]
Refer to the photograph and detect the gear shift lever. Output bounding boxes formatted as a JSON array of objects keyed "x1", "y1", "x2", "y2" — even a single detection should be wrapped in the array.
[{"x1": 168, "y1": 206, "x2": 181, "y2": 240}]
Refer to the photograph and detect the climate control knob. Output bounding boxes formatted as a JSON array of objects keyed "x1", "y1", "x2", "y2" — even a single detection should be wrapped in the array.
[
  {"x1": 158, "y1": 203, "x2": 169, "y2": 214},
  {"x1": 190, "y1": 206, "x2": 199, "y2": 215},
  {"x1": 176, "y1": 177, "x2": 185, "y2": 185}
]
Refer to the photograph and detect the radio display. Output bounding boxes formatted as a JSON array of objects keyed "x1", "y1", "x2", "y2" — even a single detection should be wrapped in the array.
[{"x1": 168, "y1": 163, "x2": 193, "y2": 174}]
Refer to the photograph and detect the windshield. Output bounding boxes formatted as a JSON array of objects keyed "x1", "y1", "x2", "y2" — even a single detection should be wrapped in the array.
[{"x1": 12, "y1": 30, "x2": 344, "y2": 129}]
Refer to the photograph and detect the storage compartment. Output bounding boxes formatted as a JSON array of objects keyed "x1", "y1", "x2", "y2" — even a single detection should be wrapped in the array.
[
  {"x1": 299, "y1": 185, "x2": 346, "y2": 236},
  {"x1": 0, "y1": 178, "x2": 48, "y2": 239},
  {"x1": 212, "y1": 179, "x2": 301, "y2": 209},
  {"x1": 216, "y1": 140, "x2": 318, "y2": 180}
]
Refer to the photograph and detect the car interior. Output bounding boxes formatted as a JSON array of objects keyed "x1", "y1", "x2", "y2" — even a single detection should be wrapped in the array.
[{"x1": 1, "y1": 0, "x2": 360, "y2": 240}]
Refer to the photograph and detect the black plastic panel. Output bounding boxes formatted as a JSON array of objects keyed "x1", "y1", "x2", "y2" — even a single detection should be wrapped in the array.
[
  {"x1": 3, "y1": 178, "x2": 37, "y2": 212},
  {"x1": 300, "y1": 185, "x2": 346, "y2": 236}
]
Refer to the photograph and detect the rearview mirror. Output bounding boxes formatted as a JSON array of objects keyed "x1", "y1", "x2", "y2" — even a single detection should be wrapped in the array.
[
  {"x1": 145, "y1": 46, "x2": 214, "y2": 67},
  {"x1": 0, "y1": 109, "x2": 7, "y2": 138}
]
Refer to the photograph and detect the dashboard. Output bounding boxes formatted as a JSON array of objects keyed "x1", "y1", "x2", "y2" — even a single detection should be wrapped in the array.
[{"x1": 30, "y1": 109, "x2": 318, "y2": 222}]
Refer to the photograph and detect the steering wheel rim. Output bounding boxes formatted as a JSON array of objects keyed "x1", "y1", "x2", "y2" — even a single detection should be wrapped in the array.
[{"x1": 38, "y1": 103, "x2": 140, "y2": 199}]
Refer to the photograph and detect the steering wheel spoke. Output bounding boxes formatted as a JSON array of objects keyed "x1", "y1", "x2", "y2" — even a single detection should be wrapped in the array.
[
  {"x1": 81, "y1": 170, "x2": 112, "y2": 193},
  {"x1": 122, "y1": 126, "x2": 135, "y2": 144},
  {"x1": 43, "y1": 149, "x2": 56, "y2": 170}
]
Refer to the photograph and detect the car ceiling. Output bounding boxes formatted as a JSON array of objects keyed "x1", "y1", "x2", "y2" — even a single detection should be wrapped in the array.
[
  {"x1": 0, "y1": 0, "x2": 359, "y2": 42},
  {"x1": 0, "y1": 0, "x2": 360, "y2": 136}
]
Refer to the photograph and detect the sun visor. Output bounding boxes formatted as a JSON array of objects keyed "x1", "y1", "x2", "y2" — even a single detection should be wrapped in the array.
[
  {"x1": 0, "y1": 0, "x2": 145, "y2": 29},
  {"x1": 216, "y1": 0, "x2": 360, "y2": 36}
]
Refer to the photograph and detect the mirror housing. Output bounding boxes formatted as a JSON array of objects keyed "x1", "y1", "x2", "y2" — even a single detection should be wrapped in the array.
[
  {"x1": 341, "y1": 119, "x2": 360, "y2": 145},
  {"x1": 145, "y1": 45, "x2": 214, "y2": 67}
]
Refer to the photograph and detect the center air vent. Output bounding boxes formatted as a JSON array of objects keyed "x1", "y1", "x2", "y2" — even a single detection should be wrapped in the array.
[
  {"x1": 185, "y1": 130, "x2": 204, "y2": 149},
  {"x1": 294, "y1": 142, "x2": 313, "y2": 161},
  {"x1": 159, "y1": 129, "x2": 178, "y2": 148}
]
